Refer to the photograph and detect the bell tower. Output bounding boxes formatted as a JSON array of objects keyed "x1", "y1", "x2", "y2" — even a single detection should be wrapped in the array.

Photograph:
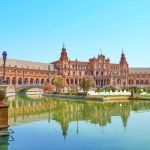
[
  {"x1": 120, "y1": 50, "x2": 129, "y2": 86},
  {"x1": 120, "y1": 50, "x2": 128, "y2": 72},
  {"x1": 59, "y1": 44, "x2": 69, "y2": 75},
  {"x1": 60, "y1": 44, "x2": 68, "y2": 61},
  {"x1": 120, "y1": 50, "x2": 127, "y2": 64}
]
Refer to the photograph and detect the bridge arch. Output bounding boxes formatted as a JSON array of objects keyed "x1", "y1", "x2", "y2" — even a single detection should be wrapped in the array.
[{"x1": 16, "y1": 85, "x2": 43, "y2": 93}]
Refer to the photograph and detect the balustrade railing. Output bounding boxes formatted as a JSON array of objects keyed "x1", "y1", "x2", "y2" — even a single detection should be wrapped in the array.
[{"x1": 15, "y1": 83, "x2": 43, "y2": 88}]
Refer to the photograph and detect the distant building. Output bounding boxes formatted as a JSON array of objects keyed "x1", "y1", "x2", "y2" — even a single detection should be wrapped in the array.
[{"x1": 0, "y1": 46, "x2": 150, "y2": 88}]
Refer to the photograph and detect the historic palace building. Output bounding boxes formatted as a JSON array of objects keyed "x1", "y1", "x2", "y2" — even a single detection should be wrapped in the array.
[{"x1": 0, "y1": 46, "x2": 150, "y2": 88}]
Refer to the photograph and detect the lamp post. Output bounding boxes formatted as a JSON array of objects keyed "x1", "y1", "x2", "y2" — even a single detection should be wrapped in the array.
[
  {"x1": 0, "y1": 51, "x2": 9, "y2": 137},
  {"x1": 14, "y1": 65, "x2": 17, "y2": 89},
  {"x1": 2, "y1": 51, "x2": 7, "y2": 84},
  {"x1": 75, "y1": 59, "x2": 78, "y2": 91},
  {"x1": 48, "y1": 64, "x2": 50, "y2": 84},
  {"x1": 23, "y1": 68, "x2": 24, "y2": 85}
]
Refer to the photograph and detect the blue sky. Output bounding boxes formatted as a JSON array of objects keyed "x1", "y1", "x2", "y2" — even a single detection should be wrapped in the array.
[{"x1": 0, "y1": 0, "x2": 150, "y2": 67}]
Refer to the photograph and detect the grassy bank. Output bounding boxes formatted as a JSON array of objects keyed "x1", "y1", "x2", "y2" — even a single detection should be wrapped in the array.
[{"x1": 139, "y1": 95, "x2": 150, "y2": 98}]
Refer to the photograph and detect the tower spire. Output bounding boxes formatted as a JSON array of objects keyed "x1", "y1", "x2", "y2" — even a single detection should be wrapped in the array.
[
  {"x1": 120, "y1": 49, "x2": 127, "y2": 64},
  {"x1": 100, "y1": 48, "x2": 102, "y2": 55},
  {"x1": 60, "y1": 43, "x2": 68, "y2": 61},
  {"x1": 63, "y1": 43, "x2": 65, "y2": 49},
  {"x1": 122, "y1": 48, "x2": 124, "y2": 55}
]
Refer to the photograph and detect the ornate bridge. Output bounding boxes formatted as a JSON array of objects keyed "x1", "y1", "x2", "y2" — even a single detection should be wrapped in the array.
[
  {"x1": 6, "y1": 84, "x2": 43, "y2": 95},
  {"x1": 15, "y1": 84, "x2": 43, "y2": 93}
]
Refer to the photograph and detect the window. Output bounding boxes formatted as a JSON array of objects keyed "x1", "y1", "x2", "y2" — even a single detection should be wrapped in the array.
[{"x1": 96, "y1": 71, "x2": 98, "y2": 76}]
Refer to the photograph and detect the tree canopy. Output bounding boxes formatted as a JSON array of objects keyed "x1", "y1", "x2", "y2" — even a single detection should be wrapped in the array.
[
  {"x1": 52, "y1": 76, "x2": 65, "y2": 94},
  {"x1": 79, "y1": 77, "x2": 93, "y2": 95}
]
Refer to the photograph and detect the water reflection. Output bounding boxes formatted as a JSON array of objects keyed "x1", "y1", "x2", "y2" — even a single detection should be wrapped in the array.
[
  {"x1": 7, "y1": 94, "x2": 150, "y2": 138},
  {"x1": 0, "y1": 136, "x2": 9, "y2": 150}
]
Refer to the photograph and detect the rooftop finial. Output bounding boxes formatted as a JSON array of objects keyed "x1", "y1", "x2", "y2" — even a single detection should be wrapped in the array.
[
  {"x1": 122, "y1": 48, "x2": 124, "y2": 54},
  {"x1": 100, "y1": 48, "x2": 102, "y2": 55},
  {"x1": 63, "y1": 43, "x2": 65, "y2": 49}
]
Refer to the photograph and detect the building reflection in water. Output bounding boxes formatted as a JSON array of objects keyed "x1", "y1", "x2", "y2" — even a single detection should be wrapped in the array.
[{"x1": 7, "y1": 94, "x2": 150, "y2": 139}]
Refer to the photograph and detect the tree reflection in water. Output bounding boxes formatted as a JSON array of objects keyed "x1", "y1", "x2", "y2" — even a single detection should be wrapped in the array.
[{"x1": 7, "y1": 94, "x2": 150, "y2": 137}]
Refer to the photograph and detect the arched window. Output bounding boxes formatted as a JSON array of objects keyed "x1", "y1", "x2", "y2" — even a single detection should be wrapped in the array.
[
  {"x1": 35, "y1": 78, "x2": 39, "y2": 84},
  {"x1": 12, "y1": 77, "x2": 15, "y2": 85},
  {"x1": 128, "y1": 80, "x2": 131, "y2": 85},
  {"x1": 71, "y1": 79, "x2": 73, "y2": 85},
  {"x1": 117, "y1": 79, "x2": 121, "y2": 85},
  {"x1": 46, "y1": 79, "x2": 49, "y2": 83},
  {"x1": 41, "y1": 79, "x2": 45, "y2": 84},
  {"x1": 6, "y1": 77, "x2": 10, "y2": 84},
  {"x1": 75, "y1": 79, "x2": 77, "y2": 85},
  {"x1": 24, "y1": 78, "x2": 28, "y2": 85},
  {"x1": 18, "y1": 78, "x2": 22, "y2": 85},
  {"x1": 66, "y1": 79, "x2": 69, "y2": 85},
  {"x1": 107, "y1": 79, "x2": 110, "y2": 85},
  {"x1": 30, "y1": 78, "x2": 34, "y2": 84},
  {"x1": 136, "y1": 80, "x2": 139, "y2": 85}
]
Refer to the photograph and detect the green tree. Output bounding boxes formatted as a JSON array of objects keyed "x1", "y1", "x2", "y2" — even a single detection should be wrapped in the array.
[
  {"x1": 52, "y1": 76, "x2": 65, "y2": 94},
  {"x1": 69, "y1": 85, "x2": 78, "y2": 95},
  {"x1": 95, "y1": 87, "x2": 103, "y2": 93},
  {"x1": 79, "y1": 77, "x2": 93, "y2": 95},
  {"x1": 104, "y1": 86, "x2": 116, "y2": 92},
  {"x1": 129, "y1": 86, "x2": 142, "y2": 98},
  {"x1": 121, "y1": 87, "x2": 130, "y2": 92},
  {"x1": 143, "y1": 87, "x2": 150, "y2": 94}
]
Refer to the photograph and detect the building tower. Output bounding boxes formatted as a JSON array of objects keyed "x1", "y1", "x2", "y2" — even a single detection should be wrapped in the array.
[
  {"x1": 120, "y1": 50, "x2": 129, "y2": 86},
  {"x1": 59, "y1": 44, "x2": 69, "y2": 75},
  {"x1": 120, "y1": 50, "x2": 128, "y2": 72},
  {"x1": 60, "y1": 44, "x2": 68, "y2": 61}
]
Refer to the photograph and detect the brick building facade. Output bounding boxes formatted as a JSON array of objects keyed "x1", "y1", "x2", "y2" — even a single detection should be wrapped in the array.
[{"x1": 0, "y1": 46, "x2": 150, "y2": 88}]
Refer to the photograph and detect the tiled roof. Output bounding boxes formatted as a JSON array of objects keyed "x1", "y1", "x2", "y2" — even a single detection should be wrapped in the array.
[
  {"x1": 129, "y1": 68, "x2": 150, "y2": 74},
  {"x1": 70, "y1": 61, "x2": 88, "y2": 64},
  {"x1": 0, "y1": 58, "x2": 49, "y2": 70}
]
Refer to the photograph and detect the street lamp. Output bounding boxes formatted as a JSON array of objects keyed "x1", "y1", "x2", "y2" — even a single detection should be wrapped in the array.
[
  {"x1": 14, "y1": 65, "x2": 17, "y2": 89},
  {"x1": 48, "y1": 64, "x2": 51, "y2": 84},
  {"x1": 23, "y1": 68, "x2": 24, "y2": 85},
  {"x1": 75, "y1": 59, "x2": 78, "y2": 90},
  {"x1": 2, "y1": 51, "x2": 7, "y2": 84}
]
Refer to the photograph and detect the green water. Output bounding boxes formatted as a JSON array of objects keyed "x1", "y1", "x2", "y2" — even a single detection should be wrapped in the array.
[{"x1": 1, "y1": 94, "x2": 150, "y2": 150}]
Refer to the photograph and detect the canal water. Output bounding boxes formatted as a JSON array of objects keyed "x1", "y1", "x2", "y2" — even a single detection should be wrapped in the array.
[{"x1": 1, "y1": 94, "x2": 150, "y2": 150}]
